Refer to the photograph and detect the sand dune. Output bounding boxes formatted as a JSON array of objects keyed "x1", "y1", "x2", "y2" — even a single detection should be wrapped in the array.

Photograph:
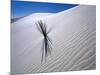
[{"x1": 11, "y1": 5, "x2": 96, "y2": 74}]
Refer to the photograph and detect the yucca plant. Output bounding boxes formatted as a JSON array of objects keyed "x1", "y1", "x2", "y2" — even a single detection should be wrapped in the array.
[{"x1": 36, "y1": 20, "x2": 52, "y2": 62}]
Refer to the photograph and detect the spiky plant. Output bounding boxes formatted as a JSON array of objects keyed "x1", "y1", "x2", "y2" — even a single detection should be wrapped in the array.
[{"x1": 36, "y1": 20, "x2": 52, "y2": 62}]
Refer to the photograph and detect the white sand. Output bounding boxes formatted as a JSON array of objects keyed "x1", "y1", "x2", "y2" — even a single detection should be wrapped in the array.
[{"x1": 11, "y1": 5, "x2": 96, "y2": 74}]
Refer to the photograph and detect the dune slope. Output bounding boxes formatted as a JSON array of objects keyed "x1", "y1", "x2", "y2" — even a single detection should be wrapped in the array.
[{"x1": 11, "y1": 5, "x2": 96, "y2": 74}]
